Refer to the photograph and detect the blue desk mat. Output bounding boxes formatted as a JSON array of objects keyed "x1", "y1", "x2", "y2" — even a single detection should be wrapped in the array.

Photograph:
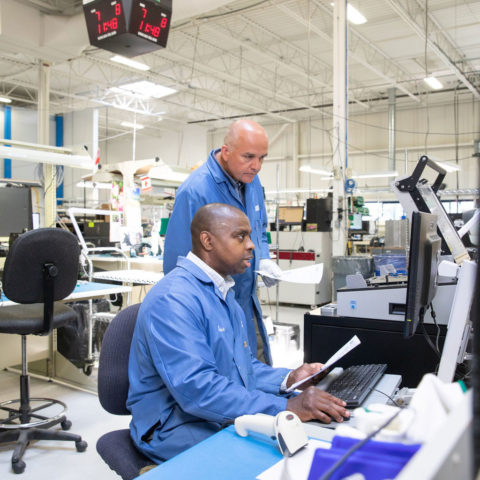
[
  {"x1": 1, "y1": 281, "x2": 119, "y2": 303},
  {"x1": 138, "y1": 425, "x2": 283, "y2": 480}
]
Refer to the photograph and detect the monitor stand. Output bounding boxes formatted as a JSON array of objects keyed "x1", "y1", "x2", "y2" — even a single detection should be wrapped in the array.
[{"x1": 437, "y1": 260, "x2": 477, "y2": 383}]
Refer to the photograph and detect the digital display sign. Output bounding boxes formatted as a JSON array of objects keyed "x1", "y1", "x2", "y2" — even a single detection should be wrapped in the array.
[
  {"x1": 83, "y1": 0, "x2": 172, "y2": 57},
  {"x1": 130, "y1": 0, "x2": 171, "y2": 47},
  {"x1": 84, "y1": 0, "x2": 127, "y2": 42}
]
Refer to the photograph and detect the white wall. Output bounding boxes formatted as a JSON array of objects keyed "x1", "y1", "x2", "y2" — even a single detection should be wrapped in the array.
[{"x1": 208, "y1": 95, "x2": 480, "y2": 203}]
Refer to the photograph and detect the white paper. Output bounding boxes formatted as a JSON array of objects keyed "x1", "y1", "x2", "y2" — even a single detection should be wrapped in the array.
[
  {"x1": 256, "y1": 439, "x2": 330, "y2": 480},
  {"x1": 286, "y1": 335, "x2": 361, "y2": 392},
  {"x1": 256, "y1": 263, "x2": 323, "y2": 284}
]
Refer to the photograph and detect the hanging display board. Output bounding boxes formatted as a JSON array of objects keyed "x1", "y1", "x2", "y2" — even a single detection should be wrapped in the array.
[{"x1": 83, "y1": 0, "x2": 172, "y2": 57}]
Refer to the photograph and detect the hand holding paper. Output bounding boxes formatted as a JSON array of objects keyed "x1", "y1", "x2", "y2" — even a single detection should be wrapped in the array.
[
  {"x1": 286, "y1": 336, "x2": 361, "y2": 393},
  {"x1": 258, "y1": 259, "x2": 283, "y2": 287}
]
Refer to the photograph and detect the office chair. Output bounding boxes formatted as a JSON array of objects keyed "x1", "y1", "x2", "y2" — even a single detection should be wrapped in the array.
[
  {"x1": 96, "y1": 303, "x2": 153, "y2": 480},
  {"x1": 0, "y1": 228, "x2": 87, "y2": 474}
]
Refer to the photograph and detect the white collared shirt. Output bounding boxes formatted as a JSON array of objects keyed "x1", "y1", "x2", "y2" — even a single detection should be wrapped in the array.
[
  {"x1": 186, "y1": 252, "x2": 291, "y2": 390},
  {"x1": 186, "y1": 251, "x2": 235, "y2": 300}
]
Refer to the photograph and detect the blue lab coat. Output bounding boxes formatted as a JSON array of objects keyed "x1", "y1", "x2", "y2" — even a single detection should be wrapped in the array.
[
  {"x1": 127, "y1": 257, "x2": 289, "y2": 464},
  {"x1": 163, "y1": 149, "x2": 272, "y2": 364}
]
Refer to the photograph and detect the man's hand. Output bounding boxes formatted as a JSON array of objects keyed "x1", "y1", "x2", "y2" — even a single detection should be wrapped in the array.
[
  {"x1": 259, "y1": 259, "x2": 282, "y2": 287},
  {"x1": 286, "y1": 363, "x2": 326, "y2": 390},
  {"x1": 286, "y1": 388, "x2": 349, "y2": 423}
]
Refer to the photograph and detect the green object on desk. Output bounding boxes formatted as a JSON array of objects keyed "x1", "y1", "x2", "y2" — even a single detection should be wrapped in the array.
[
  {"x1": 160, "y1": 218, "x2": 169, "y2": 236},
  {"x1": 266, "y1": 231, "x2": 271, "y2": 244}
]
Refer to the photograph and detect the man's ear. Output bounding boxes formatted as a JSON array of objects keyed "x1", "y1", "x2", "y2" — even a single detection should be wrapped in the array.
[
  {"x1": 199, "y1": 231, "x2": 214, "y2": 251},
  {"x1": 220, "y1": 144, "x2": 230, "y2": 162}
]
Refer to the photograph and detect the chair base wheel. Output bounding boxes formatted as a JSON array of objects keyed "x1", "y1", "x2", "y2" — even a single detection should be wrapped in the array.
[
  {"x1": 12, "y1": 460, "x2": 25, "y2": 474},
  {"x1": 76, "y1": 440, "x2": 88, "y2": 452},
  {"x1": 61, "y1": 419, "x2": 72, "y2": 430}
]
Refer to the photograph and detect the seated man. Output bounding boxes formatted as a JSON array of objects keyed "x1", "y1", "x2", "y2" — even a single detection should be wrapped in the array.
[{"x1": 127, "y1": 203, "x2": 348, "y2": 464}]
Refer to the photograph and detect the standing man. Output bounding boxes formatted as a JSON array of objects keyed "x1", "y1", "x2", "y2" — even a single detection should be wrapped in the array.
[
  {"x1": 163, "y1": 119, "x2": 281, "y2": 364},
  {"x1": 128, "y1": 204, "x2": 348, "y2": 464}
]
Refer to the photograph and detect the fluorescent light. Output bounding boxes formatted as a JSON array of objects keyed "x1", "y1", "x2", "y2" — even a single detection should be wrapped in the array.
[
  {"x1": 437, "y1": 162, "x2": 461, "y2": 173},
  {"x1": 0, "y1": 96, "x2": 12, "y2": 104},
  {"x1": 76, "y1": 180, "x2": 112, "y2": 190},
  {"x1": 299, "y1": 165, "x2": 333, "y2": 177},
  {"x1": 0, "y1": 144, "x2": 94, "y2": 170},
  {"x1": 424, "y1": 76, "x2": 443, "y2": 90},
  {"x1": 330, "y1": 3, "x2": 367, "y2": 24},
  {"x1": 112, "y1": 81, "x2": 177, "y2": 99},
  {"x1": 111, "y1": 55, "x2": 150, "y2": 71},
  {"x1": 347, "y1": 4, "x2": 367, "y2": 24},
  {"x1": 352, "y1": 170, "x2": 398, "y2": 179},
  {"x1": 121, "y1": 121, "x2": 144, "y2": 130}
]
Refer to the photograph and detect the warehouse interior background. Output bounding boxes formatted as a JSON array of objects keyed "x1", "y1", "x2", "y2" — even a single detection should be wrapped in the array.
[
  {"x1": 0, "y1": 1, "x2": 479, "y2": 477},
  {"x1": 0, "y1": 0, "x2": 478, "y2": 212}
]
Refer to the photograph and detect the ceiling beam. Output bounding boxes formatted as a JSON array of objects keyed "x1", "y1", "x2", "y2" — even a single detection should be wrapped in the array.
[{"x1": 386, "y1": 0, "x2": 480, "y2": 99}]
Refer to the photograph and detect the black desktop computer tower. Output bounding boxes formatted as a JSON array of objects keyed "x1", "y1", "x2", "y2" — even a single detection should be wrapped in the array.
[{"x1": 305, "y1": 197, "x2": 332, "y2": 232}]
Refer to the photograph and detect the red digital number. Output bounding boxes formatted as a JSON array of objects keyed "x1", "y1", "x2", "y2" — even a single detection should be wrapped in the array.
[
  {"x1": 95, "y1": 11, "x2": 101, "y2": 21},
  {"x1": 152, "y1": 26, "x2": 160, "y2": 37},
  {"x1": 111, "y1": 18, "x2": 118, "y2": 29},
  {"x1": 142, "y1": 7, "x2": 147, "y2": 19},
  {"x1": 160, "y1": 17, "x2": 167, "y2": 28},
  {"x1": 115, "y1": 3, "x2": 121, "y2": 15}
]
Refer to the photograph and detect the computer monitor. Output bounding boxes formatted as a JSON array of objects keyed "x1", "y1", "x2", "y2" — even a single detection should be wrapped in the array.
[
  {"x1": 277, "y1": 206, "x2": 304, "y2": 226},
  {"x1": 404, "y1": 211, "x2": 442, "y2": 338},
  {"x1": 0, "y1": 186, "x2": 33, "y2": 240}
]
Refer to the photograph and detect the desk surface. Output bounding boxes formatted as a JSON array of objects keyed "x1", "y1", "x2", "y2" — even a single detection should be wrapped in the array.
[
  {"x1": 0, "y1": 281, "x2": 131, "y2": 306},
  {"x1": 138, "y1": 375, "x2": 401, "y2": 480}
]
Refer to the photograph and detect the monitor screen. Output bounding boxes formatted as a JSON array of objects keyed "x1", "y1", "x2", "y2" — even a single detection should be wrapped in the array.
[
  {"x1": 277, "y1": 206, "x2": 304, "y2": 225},
  {"x1": 0, "y1": 186, "x2": 33, "y2": 239},
  {"x1": 404, "y1": 211, "x2": 442, "y2": 338}
]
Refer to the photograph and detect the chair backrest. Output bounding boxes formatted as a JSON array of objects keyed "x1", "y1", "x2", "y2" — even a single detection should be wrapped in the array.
[
  {"x1": 98, "y1": 303, "x2": 141, "y2": 415},
  {"x1": 2, "y1": 228, "x2": 80, "y2": 304}
]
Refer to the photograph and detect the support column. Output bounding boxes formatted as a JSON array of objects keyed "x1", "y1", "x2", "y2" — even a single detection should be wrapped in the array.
[
  {"x1": 38, "y1": 61, "x2": 56, "y2": 228},
  {"x1": 292, "y1": 121, "x2": 299, "y2": 191},
  {"x1": 332, "y1": 0, "x2": 347, "y2": 256},
  {"x1": 3, "y1": 105, "x2": 12, "y2": 178},
  {"x1": 388, "y1": 87, "x2": 396, "y2": 171}
]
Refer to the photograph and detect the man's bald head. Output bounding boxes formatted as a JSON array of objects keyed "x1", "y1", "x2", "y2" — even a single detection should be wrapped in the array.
[
  {"x1": 190, "y1": 203, "x2": 255, "y2": 277},
  {"x1": 217, "y1": 119, "x2": 268, "y2": 184},
  {"x1": 223, "y1": 119, "x2": 268, "y2": 149}
]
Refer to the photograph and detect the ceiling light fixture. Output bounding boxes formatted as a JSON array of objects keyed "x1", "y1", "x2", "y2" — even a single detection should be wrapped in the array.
[
  {"x1": 0, "y1": 96, "x2": 12, "y2": 104},
  {"x1": 112, "y1": 80, "x2": 177, "y2": 99},
  {"x1": 299, "y1": 165, "x2": 333, "y2": 177},
  {"x1": 121, "y1": 121, "x2": 144, "y2": 130},
  {"x1": 111, "y1": 55, "x2": 150, "y2": 71},
  {"x1": 424, "y1": 76, "x2": 443, "y2": 90},
  {"x1": 352, "y1": 171, "x2": 398, "y2": 179},
  {"x1": 330, "y1": 3, "x2": 367, "y2": 24}
]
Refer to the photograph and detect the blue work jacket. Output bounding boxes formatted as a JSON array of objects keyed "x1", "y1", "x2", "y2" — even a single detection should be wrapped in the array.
[
  {"x1": 163, "y1": 149, "x2": 272, "y2": 364},
  {"x1": 127, "y1": 257, "x2": 289, "y2": 464}
]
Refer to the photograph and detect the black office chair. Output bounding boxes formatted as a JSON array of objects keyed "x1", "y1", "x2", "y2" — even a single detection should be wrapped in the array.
[
  {"x1": 0, "y1": 228, "x2": 87, "y2": 474},
  {"x1": 96, "y1": 303, "x2": 153, "y2": 480}
]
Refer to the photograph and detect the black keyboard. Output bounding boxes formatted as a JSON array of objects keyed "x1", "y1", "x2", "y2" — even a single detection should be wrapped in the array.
[{"x1": 326, "y1": 364, "x2": 387, "y2": 408}]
